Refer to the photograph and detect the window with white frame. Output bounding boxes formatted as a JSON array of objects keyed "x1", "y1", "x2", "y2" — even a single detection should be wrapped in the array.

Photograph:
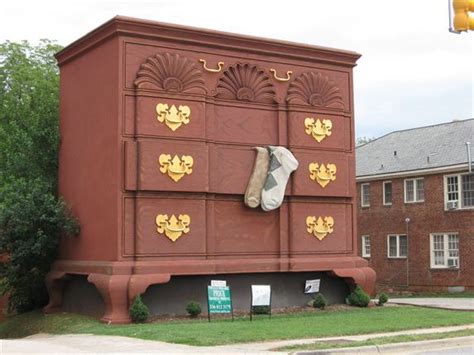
[
  {"x1": 362, "y1": 235, "x2": 371, "y2": 257},
  {"x1": 404, "y1": 178, "x2": 424, "y2": 203},
  {"x1": 430, "y1": 233, "x2": 459, "y2": 268},
  {"x1": 387, "y1": 234, "x2": 407, "y2": 258},
  {"x1": 444, "y1": 173, "x2": 474, "y2": 210},
  {"x1": 383, "y1": 181, "x2": 392, "y2": 205},
  {"x1": 361, "y1": 183, "x2": 370, "y2": 207}
]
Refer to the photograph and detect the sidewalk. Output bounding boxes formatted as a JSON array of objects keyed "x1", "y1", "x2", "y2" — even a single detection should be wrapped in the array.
[
  {"x1": 293, "y1": 336, "x2": 474, "y2": 354},
  {"x1": 1, "y1": 324, "x2": 473, "y2": 354},
  {"x1": 387, "y1": 297, "x2": 474, "y2": 311}
]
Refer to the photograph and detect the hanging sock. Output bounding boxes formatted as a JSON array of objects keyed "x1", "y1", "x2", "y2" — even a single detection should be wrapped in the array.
[
  {"x1": 261, "y1": 146, "x2": 299, "y2": 211},
  {"x1": 244, "y1": 147, "x2": 270, "y2": 208}
]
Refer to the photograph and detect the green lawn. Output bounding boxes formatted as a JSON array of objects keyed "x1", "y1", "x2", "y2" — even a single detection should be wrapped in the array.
[{"x1": 0, "y1": 306, "x2": 473, "y2": 346}]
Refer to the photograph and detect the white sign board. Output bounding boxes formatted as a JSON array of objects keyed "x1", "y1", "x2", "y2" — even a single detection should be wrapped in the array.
[
  {"x1": 304, "y1": 279, "x2": 320, "y2": 294},
  {"x1": 251, "y1": 285, "x2": 271, "y2": 306},
  {"x1": 211, "y1": 280, "x2": 227, "y2": 287}
]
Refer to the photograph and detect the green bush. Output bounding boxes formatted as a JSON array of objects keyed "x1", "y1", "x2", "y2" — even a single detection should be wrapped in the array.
[
  {"x1": 186, "y1": 301, "x2": 202, "y2": 317},
  {"x1": 129, "y1": 295, "x2": 149, "y2": 323},
  {"x1": 312, "y1": 293, "x2": 328, "y2": 309},
  {"x1": 0, "y1": 179, "x2": 79, "y2": 313},
  {"x1": 378, "y1": 292, "x2": 389, "y2": 306},
  {"x1": 347, "y1": 286, "x2": 371, "y2": 308}
]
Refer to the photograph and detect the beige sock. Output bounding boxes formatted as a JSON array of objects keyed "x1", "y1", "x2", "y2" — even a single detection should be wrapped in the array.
[{"x1": 244, "y1": 147, "x2": 270, "y2": 208}]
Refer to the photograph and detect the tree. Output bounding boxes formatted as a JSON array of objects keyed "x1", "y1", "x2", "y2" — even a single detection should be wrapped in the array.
[
  {"x1": 0, "y1": 40, "x2": 79, "y2": 313},
  {"x1": 356, "y1": 136, "x2": 376, "y2": 147}
]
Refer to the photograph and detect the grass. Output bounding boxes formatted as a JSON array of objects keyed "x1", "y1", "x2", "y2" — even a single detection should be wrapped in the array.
[
  {"x1": 275, "y1": 328, "x2": 474, "y2": 352},
  {"x1": 0, "y1": 306, "x2": 473, "y2": 346}
]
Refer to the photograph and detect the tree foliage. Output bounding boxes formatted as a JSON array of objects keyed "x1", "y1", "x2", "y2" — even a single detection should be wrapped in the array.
[
  {"x1": 0, "y1": 40, "x2": 62, "y2": 188},
  {"x1": 0, "y1": 40, "x2": 79, "y2": 313},
  {"x1": 356, "y1": 136, "x2": 376, "y2": 147}
]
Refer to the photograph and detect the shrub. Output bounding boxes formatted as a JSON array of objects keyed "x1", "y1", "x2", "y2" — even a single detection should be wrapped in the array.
[
  {"x1": 129, "y1": 295, "x2": 149, "y2": 323},
  {"x1": 0, "y1": 178, "x2": 79, "y2": 313},
  {"x1": 378, "y1": 292, "x2": 389, "y2": 306},
  {"x1": 186, "y1": 301, "x2": 202, "y2": 317},
  {"x1": 347, "y1": 286, "x2": 371, "y2": 307},
  {"x1": 312, "y1": 293, "x2": 328, "y2": 309}
]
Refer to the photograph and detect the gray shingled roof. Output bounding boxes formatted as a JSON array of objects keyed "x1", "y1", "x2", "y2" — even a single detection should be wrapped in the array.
[{"x1": 356, "y1": 119, "x2": 474, "y2": 177}]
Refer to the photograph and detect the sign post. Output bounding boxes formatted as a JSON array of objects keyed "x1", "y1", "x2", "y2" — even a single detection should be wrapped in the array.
[
  {"x1": 207, "y1": 285, "x2": 233, "y2": 322},
  {"x1": 250, "y1": 285, "x2": 272, "y2": 321}
]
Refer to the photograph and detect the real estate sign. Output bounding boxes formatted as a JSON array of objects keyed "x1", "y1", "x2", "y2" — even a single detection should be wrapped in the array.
[
  {"x1": 304, "y1": 279, "x2": 321, "y2": 294},
  {"x1": 251, "y1": 285, "x2": 271, "y2": 306},
  {"x1": 207, "y1": 285, "x2": 232, "y2": 314}
]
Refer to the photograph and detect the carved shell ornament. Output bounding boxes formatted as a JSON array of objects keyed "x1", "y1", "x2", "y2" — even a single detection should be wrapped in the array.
[
  {"x1": 287, "y1": 72, "x2": 344, "y2": 109},
  {"x1": 216, "y1": 63, "x2": 276, "y2": 103},
  {"x1": 134, "y1": 53, "x2": 206, "y2": 94}
]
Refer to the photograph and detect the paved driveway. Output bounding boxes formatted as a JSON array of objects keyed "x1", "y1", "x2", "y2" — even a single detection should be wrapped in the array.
[{"x1": 388, "y1": 298, "x2": 474, "y2": 311}]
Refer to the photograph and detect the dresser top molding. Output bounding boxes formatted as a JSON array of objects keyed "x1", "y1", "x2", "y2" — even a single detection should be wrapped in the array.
[{"x1": 55, "y1": 16, "x2": 361, "y2": 67}]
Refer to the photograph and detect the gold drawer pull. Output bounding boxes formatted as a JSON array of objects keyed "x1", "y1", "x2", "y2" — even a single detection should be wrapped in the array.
[
  {"x1": 305, "y1": 118, "x2": 332, "y2": 143},
  {"x1": 156, "y1": 214, "x2": 191, "y2": 242},
  {"x1": 156, "y1": 103, "x2": 191, "y2": 131},
  {"x1": 309, "y1": 163, "x2": 337, "y2": 188},
  {"x1": 306, "y1": 216, "x2": 334, "y2": 240},
  {"x1": 159, "y1": 154, "x2": 194, "y2": 182},
  {"x1": 199, "y1": 59, "x2": 224, "y2": 73},
  {"x1": 270, "y1": 68, "x2": 292, "y2": 82}
]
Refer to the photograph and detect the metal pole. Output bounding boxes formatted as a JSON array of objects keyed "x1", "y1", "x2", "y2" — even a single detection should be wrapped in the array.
[
  {"x1": 466, "y1": 142, "x2": 472, "y2": 173},
  {"x1": 405, "y1": 218, "x2": 410, "y2": 288}
]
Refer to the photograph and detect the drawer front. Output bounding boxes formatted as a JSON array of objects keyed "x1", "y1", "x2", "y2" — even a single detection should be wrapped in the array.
[
  {"x1": 213, "y1": 200, "x2": 280, "y2": 255},
  {"x1": 288, "y1": 111, "x2": 351, "y2": 151},
  {"x1": 209, "y1": 145, "x2": 254, "y2": 195},
  {"x1": 208, "y1": 104, "x2": 279, "y2": 146},
  {"x1": 291, "y1": 149, "x2": 354, "y2": 197},
  {"x1": 125, "y1": 140, "x2": 209, "y2": 192},
  {"x1": 125, "y1": 95, "x2": 206, "y2": 139},
  {"x1": 125, "y1": 197, "x2": 207, "y2": 256},
  {"x1": 289, "y1": 201, "x2": 353, "y2": 254}
]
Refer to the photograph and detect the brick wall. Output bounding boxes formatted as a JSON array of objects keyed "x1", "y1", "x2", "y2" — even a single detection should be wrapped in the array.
[{"x1": 357, "y1": 172, "x2": 474, "y2": 291}]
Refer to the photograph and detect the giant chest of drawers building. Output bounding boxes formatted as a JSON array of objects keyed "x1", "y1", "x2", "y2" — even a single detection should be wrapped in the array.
[{"x1": 45, "y1": 16, "x2": 375, "y2": 323}]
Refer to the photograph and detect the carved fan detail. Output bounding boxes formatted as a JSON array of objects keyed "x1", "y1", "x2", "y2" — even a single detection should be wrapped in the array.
[
  {"x1": 287, "y1": 72, "x2": 344, "y2": 109},
  {"x1": 216, "y1": 63, "x2": 276, "y2": 103},
  {"x1": 134, "y1": 53, "x2": 206, "y2": 94}
]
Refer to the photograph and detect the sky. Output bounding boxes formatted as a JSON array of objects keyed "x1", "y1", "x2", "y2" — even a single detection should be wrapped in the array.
[{"x1": 1, "y1": 0, "x2": 473, "y2": 138}]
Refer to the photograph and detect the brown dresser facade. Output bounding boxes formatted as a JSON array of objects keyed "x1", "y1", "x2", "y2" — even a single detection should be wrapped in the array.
[{"x1": 47, "y1": 17, "x2": 375, "y2": 323}]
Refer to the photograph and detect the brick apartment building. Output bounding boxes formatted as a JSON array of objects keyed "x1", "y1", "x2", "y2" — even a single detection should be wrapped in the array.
[{"x1": 356, "y1": 119, "x2": 474, "y2": 291}]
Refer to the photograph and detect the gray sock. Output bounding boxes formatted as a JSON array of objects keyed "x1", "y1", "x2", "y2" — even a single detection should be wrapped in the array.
[{"x1": 261, "y1": 146, "x2": 298, "y2": 211}]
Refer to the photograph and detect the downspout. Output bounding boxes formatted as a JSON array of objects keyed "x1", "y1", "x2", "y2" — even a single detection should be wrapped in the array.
[{"x1": 467, "y1": 142, "x2": 472, "y2": 173}]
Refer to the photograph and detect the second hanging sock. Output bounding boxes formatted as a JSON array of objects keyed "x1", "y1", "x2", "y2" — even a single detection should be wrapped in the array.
[{"x1": 261, "y1": 146, "x2": 299, "y2": 211}]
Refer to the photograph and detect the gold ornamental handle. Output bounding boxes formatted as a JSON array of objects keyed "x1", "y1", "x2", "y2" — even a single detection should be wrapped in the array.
[
  {"x1": 270, "y1": 68, "x2": 292, "y2": 82},
  {"x1": 199, "y1": 59, "x2": 224, "y2": 73}
]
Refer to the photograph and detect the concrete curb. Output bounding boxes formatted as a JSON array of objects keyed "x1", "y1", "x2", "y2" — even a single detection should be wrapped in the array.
[{"x1": 294, "y1": 336, "x2": 474, "y2": 354}]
